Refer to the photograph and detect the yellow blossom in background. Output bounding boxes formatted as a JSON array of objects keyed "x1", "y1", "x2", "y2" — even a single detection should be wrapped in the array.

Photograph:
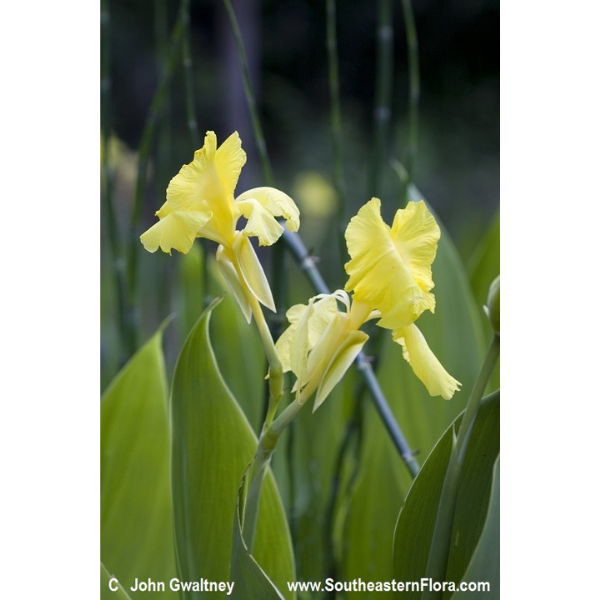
[
  {"x1": 140, "y1": 131, "x2": 300, "y2": 321},
  {"x1": 344, "y1": 198, "x2": 460, "y2": 400}
]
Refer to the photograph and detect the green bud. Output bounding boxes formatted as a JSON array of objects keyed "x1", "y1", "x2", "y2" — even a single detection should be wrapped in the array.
[{"x1": 484, "y1": 275, "x2": 500, "y2": 334}]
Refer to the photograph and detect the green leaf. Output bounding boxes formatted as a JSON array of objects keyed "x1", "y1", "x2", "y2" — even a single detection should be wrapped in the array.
[
  {"x1": 230, "y1": 473, "x2": 287, "y2": 599},
  {"x1": 170, "y1": 297, "x2": 295, "y2": 599},
  {"x1": 101, "y1": 563, "x2": 133, "y2": 600},
  {"x1": 450, "y1": 457, "x2": 500, "y2": 600},
  {"x1": 392, "y1": 391, "x2": 500, "y2": 598},
  {"x1": 178, "y1": 249, "x2": 266, "y2": 433},
  {"x1": 101, "y1": 324, "x2": 178, "y2": 598}
]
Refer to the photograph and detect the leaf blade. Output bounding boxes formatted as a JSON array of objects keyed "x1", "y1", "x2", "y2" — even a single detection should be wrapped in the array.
[
  {"x1": 101, "y1": 324, "x2": 178, "y2": 598},
  {"x1": 170, "y1": 298, "x2": 295, "y2": 599}
]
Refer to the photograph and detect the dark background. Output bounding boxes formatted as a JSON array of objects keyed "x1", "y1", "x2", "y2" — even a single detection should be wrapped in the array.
[{"x1": 105, "y1": 0, "x2": 499, "y2": 263}]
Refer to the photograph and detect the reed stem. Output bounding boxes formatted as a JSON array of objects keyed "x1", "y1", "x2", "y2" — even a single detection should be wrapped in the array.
[
  {"x1": 326, "y1": 0, "x2": 347, "y2": 262},
  {"x1": 127, "y1": 9, "x2": 185, "y2": 346},
  {"x1": 370, "y1": 0, "x2": 394, "y2": 199},
  {"x1": 101, "y1": 0, "x2": 132, "y2": 362},
  {"x1": 400, "y1": 0, "x2": 419, "y2": 205}
]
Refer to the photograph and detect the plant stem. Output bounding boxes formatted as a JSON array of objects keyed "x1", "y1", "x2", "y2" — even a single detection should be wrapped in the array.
[
  {"x1": 423, "y1": 334, "x2": 500, "y2": 599},
  {"x1": 180, "y1": 0, "x2": 212, "y2": 306},
  {"x1": 326, "y1": 0, "x2": 347, "y2": 262},
  {"x1": 101, "y1": 0, "x2": 131, "y2": 365},
  {"x1": 370, "y1": 0, "x2": 394, "y2": 199},
  {"x1": 127, "y1": 8, "x2": 185, "y2": 344},
  {"x1": 400, "y1": 0, "x2": 419, "y2": 205},
  {"x1": 222, "y1": 0, "x2": 273, "y2": 187}
]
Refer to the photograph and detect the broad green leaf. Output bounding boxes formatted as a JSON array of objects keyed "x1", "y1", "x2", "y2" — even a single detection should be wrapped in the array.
[
  {"x1": 450, "y1": 457, "x2": 500, "y2": 600},
  {"x1": 339, "y1": 187, "x2": 487, "y2": 594},
  {"x1": 178, "y1": 248, "x2": 266, "y2": 433},
  {"x1": 101, "y1": 324, "x2": 178, "y2": 598},
  {"x1": 171, "y1": 298, "x2": 295, "y2": 599},
  {"x1": 230, "y1": 473, "x2": 287, "y2": 599},
  {"x1": 101, "y1": 563, "x2": 133, "y2": 600},
  {"x1": 393, "y1": 392, "x2": 500, "y2": 598}
]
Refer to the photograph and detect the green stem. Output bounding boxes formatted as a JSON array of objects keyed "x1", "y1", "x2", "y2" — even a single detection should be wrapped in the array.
[
  {"x1": 423, "y1": 334, "x2": 500, "y2": 599},
  {"x1": 246, "y1": 292, "x2": 283, "y2": 412},
  {"x1": 127, "y1": 9, "x2": 185, "y2": 339},
  {"x1": 180, "y1": 0, "x2": 212, "y2": 306},
  {"x1": 243, "y1": 386, "x2": 309, "y2": 550},
  {"x1": 400, "y1": 0, "x2": 419, "y2": 205},
  {"x1": 221, "y1": 0, "x2": 273, "y2": 186},
  {"x1": 326, "y1": 0, "x2": 347, "y2": 262},
  {"x1": 101, "y1": 0, "x2": 131, "y2": 365},
  {"x1": 370, "y1": 0, "x2": 393, "y2": 199},
  {"x1": 242, "y1": 424, "x2": 280, "y2": 551},
  {"x1": 181, "y1": 0, "x2": 200, "y2": 149}
]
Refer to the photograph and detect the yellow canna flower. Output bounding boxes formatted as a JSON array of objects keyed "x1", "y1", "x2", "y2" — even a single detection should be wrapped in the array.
[
  {"x1": 275, "y1": 291, "x2": 371, "y2": 411},
  {"x1": 140, "y1": 131, "x2": 300, "y2": 320},
  {"x1": 344, "y1": 198, "x2": 460, "y2": 400}
]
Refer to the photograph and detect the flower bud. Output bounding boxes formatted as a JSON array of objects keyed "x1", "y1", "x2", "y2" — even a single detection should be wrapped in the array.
[{"x1": 484, "y1": 275, "x2": 500, "y2": 334}]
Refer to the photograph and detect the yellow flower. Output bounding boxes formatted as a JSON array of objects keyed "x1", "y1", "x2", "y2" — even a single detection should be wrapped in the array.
[
  {"x1": 140, "y1": 131, "x2": 300, "y2": 320},
  {"x1": 275, "y1": 291, "x2": 370, "y2": 411},
  {"x1": 344, "y1": 198, "x2": 460, "y2": 400}
]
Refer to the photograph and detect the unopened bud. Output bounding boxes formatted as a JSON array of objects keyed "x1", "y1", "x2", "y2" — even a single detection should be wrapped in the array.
[{"x1": 484, "y1": 275, "x2": 500, "y2": 334}]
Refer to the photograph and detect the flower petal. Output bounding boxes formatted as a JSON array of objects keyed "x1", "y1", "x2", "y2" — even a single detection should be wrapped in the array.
[
  {"x1": 313, "y1": 330, "x2": 368, "y2": 411},
  {"x1": 215, "y1": 131, "x2": 247, "y2": 197},
  {"x1": 344, "y1": 198, "x2": 437, "y2": 330},
  {"x1": 390, "y1": 200, "x2": 440, "y2": 296},
  {"x1": 156, "y1": 131, "x2": 244, "y2": 246},
  {"x1": 216, "y1": 245, "x2": 252, "y2": 323},
  {"x1": 140, "y1": 210, "x2": 212, "y2": 255},
  {"x1": 236, "y1": 187, "x2": 300, "y2": 245},
  {"x1": 393, "y1": 323, "x2": 461, "y2": 400},
  {"x1": 233, "y1": 233, "x2": 276, "y2": 312},
  {"x1": 275, "y1": 295, "x2": 339, "y2": 376},
  {"x1": 305, "y1": 312, "x2": 349, "y2": 387}
]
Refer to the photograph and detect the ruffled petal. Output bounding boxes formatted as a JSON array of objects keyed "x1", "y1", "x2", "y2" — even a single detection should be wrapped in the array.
[
  {"x1": 344, "y1": 198, "x2": 436, "y2": 330},
  {"x1": 140, "y1": 210, "x2": 212, "y2": 255},
  {"x1": 314, "y1": 330, "x2": 368, "y2": 411},
  {"x1": 236, "y1": 197, "x2": 283, "y2": 246},
  {"x1": 393, "y1": 323, "x2": 461, "y2": 400},
  {"x1": 233, "y1": 233, "x2": 276, "y2": 312},
  {"x1": 156, "y1": 131, "x2": 243, "y2": 247},
  {"x1": 390, "y1": 200, "x2": 440, "y2": 296},
  {"x1": 215, "y1": 245, "x2": 252, "y2": 323},
  {"x1": 215, "y1": 131, "x2": 247, "y2": 197},
  {"x1": 236, "y1": 187, "x2": 300, "y2": 245}
]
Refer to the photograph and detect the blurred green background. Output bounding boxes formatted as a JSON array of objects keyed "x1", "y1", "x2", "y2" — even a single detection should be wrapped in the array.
[{"x1": 101, "y1": 0, "x2": 499, "y2": 386}]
